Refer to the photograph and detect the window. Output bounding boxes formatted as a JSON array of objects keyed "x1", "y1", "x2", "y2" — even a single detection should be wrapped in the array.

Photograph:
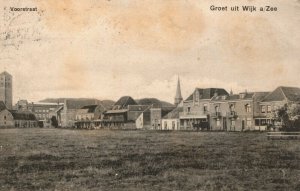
[
  {"x1": 216, "y1": 119, "x2": 220, "y2": 127},
  {"x1": 261, "y1": 119, "x2": 267, "y2": 125},
  {"x1": 203, "y1": 104, "x2": 208, "y2": 112},
  {"x1": 231, "y1": 120, "x2": 235, "y2": 127},
  {"x1": 229, "y1": 104, "x2": 235, "y2": 112},
  {"x1": 255, "y1": 119, "x2": 260, "y2": 126},
  {"x1": 245, "y1": 104, "x2": 251, "y2": 113},
  {"x1": 215, "y1": 106, "x2": 219, "y2": 112},
  {"x1": 164, "y1": 121, "x2": 167, "y2": 129},
  {"x1": 246, "y1": 118, "x2": 252, "y2": 127},
  {"x1": 187, "y1": 107, "x2": 191, "y2": 113},
  {"x1": 261, "y1": 106, "x2": 266, "y2": 113},
  {"x1": 172, "y1": 121, "x2": 175, "y2": 130},
  {"x1": 267, "y1": 106, "x2": 272, "y2": 113}
]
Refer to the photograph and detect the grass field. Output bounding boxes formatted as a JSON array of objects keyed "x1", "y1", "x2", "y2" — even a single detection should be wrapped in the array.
[{"x1": 0, "y1": 129, "x2": 299, "y2": 191}]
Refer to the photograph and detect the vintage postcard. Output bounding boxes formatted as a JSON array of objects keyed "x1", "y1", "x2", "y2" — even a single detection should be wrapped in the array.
[{"x1": 0, "y1": 0, "x2": 299, "y2": 190}]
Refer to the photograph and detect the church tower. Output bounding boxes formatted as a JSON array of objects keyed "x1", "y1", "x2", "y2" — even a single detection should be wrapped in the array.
[
  {"x1": 0, "y1": 71, "x2": 13, "y2": 109},
  {"x1": 174, "y1": 77, "x2": 183, "y2": 106}
]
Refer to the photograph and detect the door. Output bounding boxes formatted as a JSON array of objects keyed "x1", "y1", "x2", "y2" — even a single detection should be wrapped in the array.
[
  {"x1": 223, "y1": 118, "x2": 227, "y2": 131},
  {"x1": 242, "y1": 120, "x2": 245, "y2": 131}
]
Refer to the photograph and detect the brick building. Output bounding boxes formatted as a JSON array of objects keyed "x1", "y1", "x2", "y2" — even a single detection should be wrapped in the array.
[
  {"x1": 103, "y1": 96, "x2": 149, "y2": 128},
  {"x1": 210, "y1": 91, "x2": 269, "y2": 131},
  {"x1": 0, "y1": 102, "x2": 37, "y2": 128},
  {"x1": 180, "y1": 88, "x2": 228, "y2": 130},
  {"x1": 75, "y1": 104, "x2": 108, "y2": 129}
]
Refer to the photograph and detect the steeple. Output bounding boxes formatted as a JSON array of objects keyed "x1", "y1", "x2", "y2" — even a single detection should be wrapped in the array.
[{"x1": 174, "y1": 76, "x2": 183, "y2": 106}]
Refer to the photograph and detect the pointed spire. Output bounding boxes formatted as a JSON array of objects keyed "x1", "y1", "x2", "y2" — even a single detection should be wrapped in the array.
[
  {"x1": 174, "y1": 76, "x2": 183, "y2": 106},
  {"x1": 230, "y1": 88, "x2": 233, "y2": 95}
]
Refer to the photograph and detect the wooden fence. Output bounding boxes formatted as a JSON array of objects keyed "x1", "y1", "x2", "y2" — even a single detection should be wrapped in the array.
[{"x1": 267, "y1": 132, "x2": 300, "y2": 140}]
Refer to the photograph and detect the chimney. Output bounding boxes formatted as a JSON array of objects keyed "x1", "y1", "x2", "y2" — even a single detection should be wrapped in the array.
[
  {"x1": 214, "y1": 89, "x2": 218, "y2": 97},
  {"x1": 32, "y1": 102, "x2": 35, "y2": 112}
]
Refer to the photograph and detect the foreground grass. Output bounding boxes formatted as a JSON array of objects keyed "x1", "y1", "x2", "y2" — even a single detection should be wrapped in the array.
[{"x1": 0, "y1": 129, "x2": 299, "y2": 191}]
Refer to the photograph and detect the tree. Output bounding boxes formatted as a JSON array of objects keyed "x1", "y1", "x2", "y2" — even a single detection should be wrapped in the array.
[
  {"x1": 51, "y1": 116, "x2": 58, "y2": 128},
  {"x1": 276, "y1": 104, "x2": 300, "y2": 131}
]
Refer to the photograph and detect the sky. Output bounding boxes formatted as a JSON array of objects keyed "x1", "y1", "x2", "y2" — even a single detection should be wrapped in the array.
[{"x1": 0, "y1": 0, "x2": 299, "y2": 104}]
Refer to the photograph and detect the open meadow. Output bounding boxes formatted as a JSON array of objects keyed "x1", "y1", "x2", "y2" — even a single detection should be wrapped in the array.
[{"x1": 0, "y1": 129, "x2": 299, "y2": 191}]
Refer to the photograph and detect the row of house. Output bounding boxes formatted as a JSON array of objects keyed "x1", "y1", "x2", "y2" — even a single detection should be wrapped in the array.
[
  {"x1": 160, "y1": 86, "x2": 300, "y2": 131},
  {"x1": 1, "y1": 85, "x2": 300, "y2": 131},
  {"x1": 1, "y1": 70, "x2": 299, "y2": 131},
  {"x1": 1, "y1": 85, "x2": 299, "y2": 131}
]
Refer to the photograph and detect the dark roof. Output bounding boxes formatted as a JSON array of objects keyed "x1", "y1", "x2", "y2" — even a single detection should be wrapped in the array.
[
  {"x1": 253, "y1": 92, "x2": 270, "y2": 101},
  {"x1": 10, "y1": 110, "x2": 36, "y2": 120},
  {"x1": 211, "y1": 92, "x2": 269, "y2": 102},
  {"x1": 136, "y1": 98, "x2": 162, "y2": 107},
  {"x1": 0, "y1": 101, "x2": 6, "y2": 111},
  {"x1": 136, "y1": 98, "x2": 175, "y2": 108},
  {"x1": 229, "y1": 94, "x2": 240, "y2": 100},
  {"x1": 100, "y1": 100, "x2": 115, "y2": 110},
  {"x1": 81, "y1": 105, "x2": 98, "y2": 113},
  {"x1": 211, "y1": 95, "x2": 230, "y2": 101},
  {"x1": 114, "y1": 96, "x2": 137, "y2": 109},
  {"x1": 39, "y1": 98, "x2": 115, "y2": 108},
  {"x1": 161, "y1": 107, "x2": 176, "y2": 117},
  {"x1": 228, "y1": 93, "x2": 254, "y2": 101},
  {"x1": 262, "y1": 86, "x2": 300, "y2": 102},
  {"x1": 65, "y1": 99, "x2": 98, "y2": 110},
  {"x1": 128, "y1": 105, "x2": 150, "y2": 112},
  {"x1": 163, "y1": 107, "x2": 183, "y2": 119},
  {"x1": 185, "y1": 88, "x2": 229, "y2": 101}
]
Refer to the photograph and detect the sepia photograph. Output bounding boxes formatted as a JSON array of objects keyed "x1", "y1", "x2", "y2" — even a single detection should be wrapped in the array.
[{"x1": 0, "y1": 0, "x2": 300, "y2": 190}]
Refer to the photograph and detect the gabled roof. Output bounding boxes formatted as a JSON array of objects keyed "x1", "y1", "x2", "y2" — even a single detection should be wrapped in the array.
[
  {"x1": 262, "y1": 86, "x2": 300, "y2": 102},
  {"x1": 114, "y1": 96, "x2": 137, "y2": 109},
  {"x1": 253, "y1": 92, "x2": 270, "y2": 101},
  {"x1": 0, "y1": 101, "x2": 7, "y2": 111},
  {"x1": 185, "y1": 88, "x2": 229, "y2": 101},
  {"x1": 163, "y1": 107, "x2": 183, "y2": 119},
  {"x1": 10, "y1": 110, "x2": 36, "y2": 120}
]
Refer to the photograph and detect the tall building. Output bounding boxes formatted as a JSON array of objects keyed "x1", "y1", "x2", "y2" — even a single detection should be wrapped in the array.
[
  {"x1": 174, "y1": 77, "x2": 183, "y2": 106},
  {"x1": 0, "y1": 71, "x2": 12, "y2": 109}
]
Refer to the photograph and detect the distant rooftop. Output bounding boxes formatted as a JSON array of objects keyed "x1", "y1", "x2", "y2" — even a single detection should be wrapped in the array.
[
  {"x1": 262, "y1": 86, "x2": 300, "y2": 102},
  {"x1": 185, "y1": 88, "x2": 229, "y2": 101}
]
